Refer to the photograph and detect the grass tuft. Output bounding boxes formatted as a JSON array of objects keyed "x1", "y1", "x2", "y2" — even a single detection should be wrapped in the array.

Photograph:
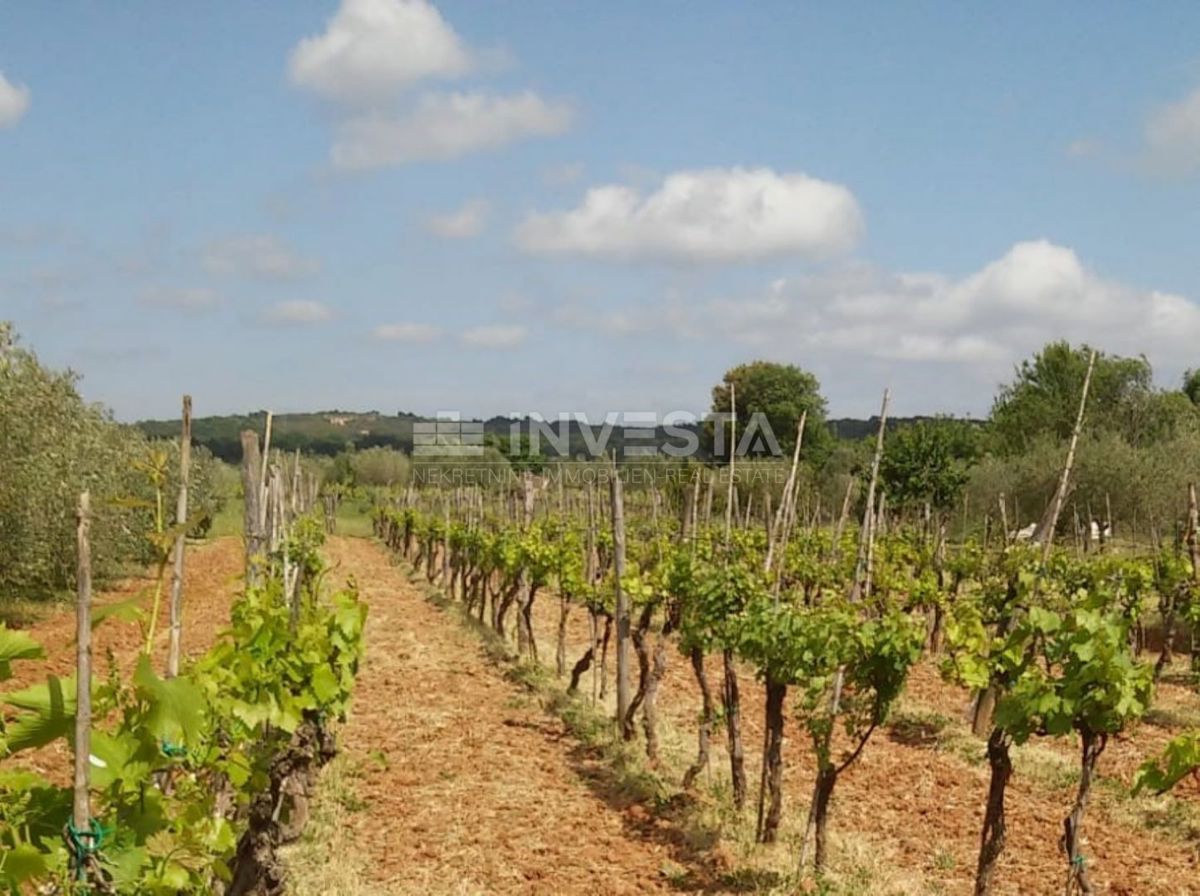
[{"x1": 281, "y1": 754, "x2": 372, "y2": 896}]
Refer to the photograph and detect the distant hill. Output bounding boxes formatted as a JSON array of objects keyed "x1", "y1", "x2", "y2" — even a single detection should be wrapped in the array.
[
  {"x1": 826, "y1": 415, "x2": 978, "y2": 440},
  {"x1": 136, "y1": 411, "x2": 975, "y2": 462}
]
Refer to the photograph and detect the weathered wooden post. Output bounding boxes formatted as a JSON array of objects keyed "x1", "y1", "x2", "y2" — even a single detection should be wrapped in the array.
[
  {"x1": 258, "y1": 411, "x2": 273, "y2": 529},
  {"x1": 850, "y1": 390, "x2": 889, "y2": 602},
  {"x1": 71, "y1": 492, "x2": 94, "y2": 879},
  {"x1": 517, "y1": 472, "x2": 537, "y2": 656},
  {"x1": 718, "y1": 382, "x2": 748, "y2": 807},
  {"x1": 241, "y1": 430, "x2": 265, "y2": 586},
  {"x1": 1034, "y1": 350, "x2": 1096, "y2": 562},
  {"x1": 441, "y1": 497, "x2": 452, "y2": 593},
  {"x1": 167, "y1": 395, "x2": 192, "y2": 678},
  {"x1": 610, "y1": 455, "x2": 630, "y2": 728}
]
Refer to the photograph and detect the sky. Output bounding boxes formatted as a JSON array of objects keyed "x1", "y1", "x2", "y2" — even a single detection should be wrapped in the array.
[{"x1": 2, "y1": 1, "x2": 1199, "y2": 423}]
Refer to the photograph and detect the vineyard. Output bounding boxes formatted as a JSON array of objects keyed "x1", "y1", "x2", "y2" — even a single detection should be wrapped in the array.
[
  {"x1": 5, "y1": 1, "x2": 1200, "y2": 892},
  {"x1": 0, "y1": 406, "x2": 367, "y2": 895},
  {"x1": 5, "y1": 329, "x2": 1200, "y2": 895},
  {"x1": 364, "y1": 407, "x2": 1200, "y2": 896}
]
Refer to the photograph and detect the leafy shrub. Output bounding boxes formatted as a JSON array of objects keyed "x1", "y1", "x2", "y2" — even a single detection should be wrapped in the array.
[{"x1": 0, "y1": 323, "x2": 228, "y2": 600}]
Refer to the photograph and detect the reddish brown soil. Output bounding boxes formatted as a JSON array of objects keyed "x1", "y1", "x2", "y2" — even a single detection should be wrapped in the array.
[
  {"x1": 325, "y1": 537, "x2": 683, "y2": 896},
  {"x1": 4, "y1": 537, "x2": 243, "y2": 782},
  {"x1": 516, "y1": 558, "x2": 1200, "y2": 894}
]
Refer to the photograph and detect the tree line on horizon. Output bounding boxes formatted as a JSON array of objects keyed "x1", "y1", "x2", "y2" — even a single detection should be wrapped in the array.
[{"x1": 4, "y1": 315, "x2": 1200, "y2": 600}]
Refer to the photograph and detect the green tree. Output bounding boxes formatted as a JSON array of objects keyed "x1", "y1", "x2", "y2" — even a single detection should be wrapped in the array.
[
  {"x1": 487, "y1": 432, "x2": 546, "y2": 473},
  {"x1": 0, "y1": 323, "x2": 155, "y2": 596},
  {"x1": 1183, "y1": 368, "x2": 1200, "y2": 406},
  {"x1": 989, "y1": 342, "x2": 1180, "y2": 452},
  {"x1": 707, "y1": 361, "x2": 832, "y2": 463},
  {"x1": 879, "y1": 418, "x2": 979, "y2": 512},
  {"x1": 349, "y1": 446, "x2": 411, "y2": 487}
]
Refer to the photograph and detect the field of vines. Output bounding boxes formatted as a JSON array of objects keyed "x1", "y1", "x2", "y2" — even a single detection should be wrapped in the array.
[
  {"x1": 0, "y1": 412, "x2": 367, "y2": 895},
  {"x1": 370, "y1": 384, "x2": 1200, "y2": 896},
  {"x1": 7, "y1": 327, "x2": 1200, "y2": 895}
]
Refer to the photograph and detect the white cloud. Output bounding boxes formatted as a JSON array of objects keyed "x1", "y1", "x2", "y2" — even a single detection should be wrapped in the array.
[
  {"x1": 1144, "y1": 85, "x2": 1200, "y2": 175},
  {"x1": 426, "y1": 199, "x2": 489, "y2": 238},
  {"x1": 203, "y1": 234, "x2": 319, "y2": 280},
  {"x1": 263, "y1": 300, "x2": 334, "y2": 324},
  {"x1": 515, "y1": 167, "x2": 863, "y2": 263},
  {"x1": 551, "y1": 240, "x2": 1200, "y2": 380},
  {"x1": 0, "y1": 72, "x2": 30, "y2": 129},
  {"x1": 460, "y1": 324, "x2": 526, "y2": 348},
  {"x1": 140, "y1": 286, "x2": 222, "y2": 312},
  {"x1": 288, "y1": 1, "x2": 571, "y2": 169},
  {"x1": 781, "y1": 241, "x2": 1197, "y2": 369},
  {"x1": 372, "y1": 322, "x2": 441, "y2": 342},
  {"x1": 332, "y1": 91, "x2": 573, "y2": 170},
  {"x1": 289, "y1": 0, "x2": 472, "y2": 104}
]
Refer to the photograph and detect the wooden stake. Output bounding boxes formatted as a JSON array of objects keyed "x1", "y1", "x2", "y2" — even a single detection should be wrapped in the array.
[
  {"x1": 1188, "y1": 484, "x2": 1200, "y2": 582},
  {"x1": 831, "y1": 476, "x2": 855, "y2": 559},
  {"x1": 240, "y1": 430, "x2": 265, "y2": 586},
  {"x1": 765, "y1": 412, "x2": 807, "y2": 576},
  {"x1": 258, "y1": 411, "x2": 273, "y2": 534},
  {"x1": 167, "y1": 395, "x2": 192, "y2": 678},
  {"x1": 850, "y1": 390, "x2": 890, "y2": 601},
  {"x1": 611, "y1": 456, "x2": 630, "y2": 726},
  {"x1": 1035, "y1": 350, "x2": 1096, "y2": 562},
  {"x1": 724, "y1": 382, "x2": 737, "y2": 547},
  {"x1": 73, "y1": 492, "x2": 93, "y2": 830}
]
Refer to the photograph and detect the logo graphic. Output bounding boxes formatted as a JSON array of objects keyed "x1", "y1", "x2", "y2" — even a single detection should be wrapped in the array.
[{"x1": 412, "y1": 412, "x2": 484, "y2": 457}]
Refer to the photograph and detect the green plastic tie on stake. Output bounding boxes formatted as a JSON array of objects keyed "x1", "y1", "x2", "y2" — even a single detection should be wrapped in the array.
[
  {"x1": 161, "y1": 739, "x2": 189, "y2": 759},
  {"x1": 65, "y1": 817, "x2": 109, "y2": 884}
]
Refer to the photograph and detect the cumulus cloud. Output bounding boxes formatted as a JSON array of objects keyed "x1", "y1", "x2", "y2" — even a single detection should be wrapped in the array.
[
  {"x1": 262, "y1": 300, "x2": 334, "y2": 324},
  {"x1": 426, "y1": 199, "x2": 489, "y2": 238},
  {"x1": 140, "y1": 286, "x2": 222, "y2": 312},
  {"x1": 289, "y1": 0, "x2": 472, "y2": 104},
  {"x1": 1144, "y1": 85, "x2": 1200, "y2": 175},
  {"x1": 372, "y1": 322, "x2": 441, "y2": 342},
  {"x1": 332, "y1": 91, "x2": 572, "y2": 170},
  {"x1": 288, "y1": 1, "x2": 572, "y2": 169},
  {"x1": 0, "y1": 72, "x2": 30, "y2": 129},
  {"x1": 460, "y1": 324, "x2": 526, "y2": 348},
  {"x1": 779, "y1": 241, "x2": 1196, "y2": 369},
  {"x1": 203, "y1": 234, "x2": 319, "y2": 280},
  {"x1": 515, "y1": 167, "x2": 863, "y2": 263},
  {"x1": 551, "y1": 240, "x2": 1200, "y2": 381}
]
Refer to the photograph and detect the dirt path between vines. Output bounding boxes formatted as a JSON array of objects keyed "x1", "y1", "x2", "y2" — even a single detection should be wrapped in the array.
[
  {"x1": 324, "y1": 536, "x2": 680, "y2": 896},
  {"x1": 323, "y1": 535, "x2": 1200, "y2": 895}
]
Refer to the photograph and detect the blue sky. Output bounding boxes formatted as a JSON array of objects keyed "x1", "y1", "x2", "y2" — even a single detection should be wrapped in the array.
[{"x1": 2, "y1": 1, "x2": 1199, "y2": 421}]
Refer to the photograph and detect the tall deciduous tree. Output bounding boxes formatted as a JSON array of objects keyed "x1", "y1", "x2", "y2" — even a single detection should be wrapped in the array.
[
  {"x1": 879, "y1": 418, "x2": 980, "y2": 512},
  {"x1": 707, "y1": 361, "x2": 832, "y2": 463},
  {"x1": 990, "y1": 341, "x2": 1184, "y2": 453}
]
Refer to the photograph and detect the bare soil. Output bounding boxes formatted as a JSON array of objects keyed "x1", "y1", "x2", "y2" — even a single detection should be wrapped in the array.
[
  {"x1": 323, "y1": 536, "x2": 682, "y2": 895},
  {"x1": 4, "y1": 537, "x2": 243, "y2": 783},
  {"x1": 528, "y1": 567, "x2": 1200, "y2": 895},
  {"x1": 17, "y1": 533, "x2": 1196, "y2": 894}
]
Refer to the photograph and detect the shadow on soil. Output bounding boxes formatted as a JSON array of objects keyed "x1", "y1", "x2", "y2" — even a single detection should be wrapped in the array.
[{"x1": 397, "y1": 560, "x2": 785, "y2": 895}]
